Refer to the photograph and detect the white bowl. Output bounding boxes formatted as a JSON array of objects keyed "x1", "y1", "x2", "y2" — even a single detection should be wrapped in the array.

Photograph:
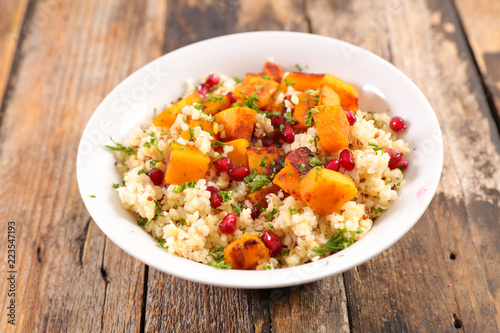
[{"x1": 77, "y1": 31, "x2": 443, "y2": 289}]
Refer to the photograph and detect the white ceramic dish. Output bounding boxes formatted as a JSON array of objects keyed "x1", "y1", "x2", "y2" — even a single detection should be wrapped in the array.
[{"x1": 77, "y1": 31, "x2": 443, "y2": 289}]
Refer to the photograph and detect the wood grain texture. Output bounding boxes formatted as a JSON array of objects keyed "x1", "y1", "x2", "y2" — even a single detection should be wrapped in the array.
[
  {"x1": 306, "y1": 0, "x2": 500, "y2": 331},
  {"x1": 0, "y1": 0, "x2": 29, "y2": 108},
  {"x1": 0, "y1": 0, "x2": 167, "y2": 331},
  {"x1": 454, "y1": 0, "x2": 500, "y2": 123}
]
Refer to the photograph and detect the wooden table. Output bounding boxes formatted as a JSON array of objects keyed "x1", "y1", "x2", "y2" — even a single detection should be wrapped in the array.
[{"x1": 1, "y1": 0, "x2": 499, "y2": 332}]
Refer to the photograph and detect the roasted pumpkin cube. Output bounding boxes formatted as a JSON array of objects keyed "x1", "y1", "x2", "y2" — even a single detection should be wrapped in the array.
[
  {"x1": 246, "y1": 184, "x2": 280, "y2": 205},
  {"x1": 318, "y1": 83, "x2": 341, "y2": 107},
  {"x1": 320, "y1": 74, "x2": 359, "y2": 112},
  {"x1": 293, "y1": 91, "x2": 318, "y2": 131},
  {"x1": 153, "y1": 92, "x2": 202, "y2": 128},
  {"x1": 233, "y1": 77, "x2": 279, "y2": 109},
  {"x1": 226, "y1": 139, "x2": 250, "y2": 167},
  {"x1": 214, "y1": 107, "x2": 257, "y2": 141},
  {"x1": 263, "y1": 82, "x2": 287, "y2": 113},
  {"x1": 262, "y1": 61, "x2": 284, "y2": 82},
  {"x1": 313, "y1": 104, "x2": 350, "y2": 152},
  {"x1": 224, "y1": 233, "x2": 271, "y2": 270},
  {"x1": 285, "y1": 147, "x2": 314, "y2": 175},
  {"x1": 164, "y1": 143, "x2": 210, "y2": 185},
  {"x1": 201, "y1": 94, "x2": 231, "y2": 115},
  {"x1": 300, "y1": 167, "x2": 358, "y2": 215},
  {"x1": 247, "y1": 146, "x2": 284, "y2": 175},
  {"x1": 283, "y1": 72, "x2": 324, "y2": 92},
  {"x1": 272, "y1": 159, "x2": 303, "y2": 201}
]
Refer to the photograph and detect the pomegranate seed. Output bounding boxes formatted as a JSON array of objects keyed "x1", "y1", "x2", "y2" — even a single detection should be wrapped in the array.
[
  {"x1": 384, "y1": 147, "x2": 405, "y2": 169},
  {"x1": 147, "y1": 168, "x2": 164, "y2": 186},
  {"x1": 339, "y1": 149, "x2": 355, "y2": 171},
  {"x1": 228, "y1": 166, "x2": 250, "y2": 181},
  {"x1": 344, "y1": 110, "x2": 357, "y2": 126},
  {"x1": 270, "y1": 115, "x2": 286, "y2": 128},
  {"x1": 210, "y1": 193, "x2": 223, "y2": 208},
  {"x1": 206, "y1": 186, "x2": 219, "y2": 195},
  {"x1": 325, "y1": 159, "x2": 340, "y2": 172},
  {"x1": 262, "y1": 133, "x2": 276, "y2": 147},
  {"x1": 227, "y1": 91, "x2": 237, "y2": 104},
  {"x1": 251, "y1": 205, "x2": 261, "y2": 219},
  {"x1": 281, "y1": 123, "x2": 295, "y2": 144},
  {"x1": 390, "y1": 116, "x2": 407, "y2": 132},
  {"x1": 214, "y1": 157, "x2": 232, "y2": 172},
  {"x1": 391, "y1": 158, "x2": 409, "y2": 172},
  {"x1": 197, "y1": 83, "x2": 209, "y2": 96},
  {"x1": 219, "y1": 213, "x2": 237, "y2": 234},
  {"x1": 205, "y1": 74, "x2": 220, "y2": 87},
  {"x1": 261, "y1": 231, "x2": 283, "y2": 256}
]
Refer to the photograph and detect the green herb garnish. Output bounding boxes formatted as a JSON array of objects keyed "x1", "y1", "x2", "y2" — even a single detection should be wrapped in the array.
[
  {"x1": 311, "y1": 227, "x2": 355, "y2": 255},
  {"x1": 173, "y1": 181, "x2": 197, "y2": 194},
  {"x1": 106, "y1": 137, "x2": 134, "y2": 155}
]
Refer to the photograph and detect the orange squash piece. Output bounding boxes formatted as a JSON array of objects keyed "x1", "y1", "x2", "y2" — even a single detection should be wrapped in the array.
[
  {"x1": 262, "y1": 61, "x2": 284, "y2": 83},
  {"x1": 300, "y1": 167, "x2": 358, "y2": 215},
  {"x1": 247, "y1": 146, "x2": 284, "y2": 175},
  {"x1": 153, "y1": 92, "x2": 202, "y2": 128},
  {"x1": 225, "y1": 139, "x2": 250, "y2": 167},
  {"x1": 233, "y1": 77, "x2": 279, "y2": 109},
  {"x1": 224, "y1": 233, "x2": 271, "y2": 270},
  {"x1": 245, "y1": 184, "x2": 280, "y2": 205},
  {"x1": 313, "y1": 104, "x2": 350, "y2": 152},
  {"x1": 272, "y1": 159, "x2": 303, "y2": 201},
  {"x1": 214, "y1": 107, "x2": 257, "y2": 141},
  {"x1": 283, "y1": 72, "x2": 324, "y2": 92},
  {"x1": 201, "y1": 94, "x2": 231, "y2": 115},
  {"x1": 293, "y1": 91, "x2": 318, "y2": 131},
  {"x1": 320, "y1": 74, "x2": 359, "y2": 112},
  {"x1": 318, "y1": 83, "x2": 341, "y2": 107},
  {"x1": 263, "y1": 81, "x2": 287, "y2": 113},
  {"x1": 164, "y1": 143, "x2": 210, "y2": 185},
  {"x1": 180, "y1": 118, "x2": 218, "y2": 143}
]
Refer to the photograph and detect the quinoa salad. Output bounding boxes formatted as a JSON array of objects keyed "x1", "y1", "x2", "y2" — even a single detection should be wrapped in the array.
[{"x1": 107, "y1": 60, "x2": 410, "y2": 270}]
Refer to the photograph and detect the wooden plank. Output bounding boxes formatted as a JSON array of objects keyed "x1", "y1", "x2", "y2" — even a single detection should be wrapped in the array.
[
  {"x1": 0, "y1": 0, "x2": 167, "y2": 331},
  {"x1": 454, "y1": 0, "x2": 500, "y2": 124},
  {"x1": 144, "y1": 1, "x2": 351, "y2": 332},
  {"x1": 0, "y1": 0, "x2": 29, "y2": 108},
  {"x1": 306, "y1": 0, "x2": 500, "y2": 331}
]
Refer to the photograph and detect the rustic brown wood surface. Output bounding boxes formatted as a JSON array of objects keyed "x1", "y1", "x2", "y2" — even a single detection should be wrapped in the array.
[{"x1": 0, "y1": 0, "x2": 498, "y2": 332}]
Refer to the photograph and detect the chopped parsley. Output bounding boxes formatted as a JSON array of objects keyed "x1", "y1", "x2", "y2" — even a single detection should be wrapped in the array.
[
  {"x1": 173, "y1": 181, "x2": 197, "y2": 194},
  {"x1": 231, "y1": 203, "x2": 242, "y2": 214},
  {"x1": 241, "y1": 93, "x2": 261, "y2": 111},
  {"x1": 295, "y1": 64, "x2": 303, "y2": 72},
  {"x1": 138, "y1": 170, "x2": 147, "y2": 175},
  {"x1": 156, "y1": 238, "x2": 166, "y2": 248},
  {"x1": 143, "y1": 137, "x2": 166, "y2": 160},
  {"x1": 309, "y1": 156, "x2": 323, "y2": 167},
  {"x1": 254, "y1": 84, "x2": 264, "y2": 90},
  {"x1": 188, "y1": 127, "x2": 195, "y2": 141},
  {"x1": 89, "y1": 195, "x2": 96, "y2": 198},
  {"x1": 219, "y1": 190, "x2": 236, "y2": 202},
  {"x1": 178, "y1": 218, "x2": 185, "y2": 226},
  {"x1": 244, "y1": 170, "x2": 271, "y2": 193},
  {"x1": 153, "y1": 200, "x2": 163, "y2": 217},
  {"x1": 288, "y1": 207, "x2": 303, "y2": 215},
  {"x1": 112, "y1": 183, "x2": 120, "y2": 189},
  {"x1": 374, "y1": 207, "x2": 383, "y2": 215},
  {"x1": 261, "y1": 75, "x2": 271, "y2": 80},
  {"x1": 259, "y1": 156, "x2": 269, "y2": 168},
  {"x1": 304, "y1": 108, "x2": 319, "y2": 127},
  {"x1": 106, "y1": 137, "x2": 134, "y2": 155},
  {"x1": 137, "y1": 215, "x2": 148, "y2": 226},
  {"x1": 311, "y1": 227, "x2": 356, "y2": 255},
  {"x1": 267, "y1": 208, "x2": 278, "y2": 222},
  {"x1": 368, "y1": 142, "x2": 384, "y2": 153},
  {"x1": 209, "y1": 261, "x2": 232, "y2": 269},
  {"x1": 194, "y1": 103, "x2": 203, "y2": 111},
  {"x1": 284, "y1": 112, "x2": 295, "y2": 125},
  {"x1": 263, "y1": 265, "x2": 272, "y2": 270},
  {"x1": 209, "y1": 244, "x2": 232, "y2": 269},
  {"x1": 232, "y1": 76, "x2": 242, "y2": 84},
  {"x1": 149, "y1": 159, "x2": 158, "y2": 168},
  {"x1": 284, "y1": 78, "x2": 296, "y2": 86},
  {"x1": 265, "y1": 224, "x2": 274, "y2": 230},
  {"x1": 211, "y1": 141, "x2": 227, "y2": 147}
]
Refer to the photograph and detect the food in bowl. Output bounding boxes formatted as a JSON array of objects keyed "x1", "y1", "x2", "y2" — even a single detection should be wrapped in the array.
[{"x1": 107, "y1": 60, "x2": 410, "y2": 270}]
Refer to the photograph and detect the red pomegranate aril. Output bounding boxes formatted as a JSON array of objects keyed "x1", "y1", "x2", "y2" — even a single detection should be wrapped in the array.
[
  {"x1": 261, "y1": 231, "x2": 283, "y2": 256},
  {"x1": 344, "y1": 110, "x2": 357, "y2": 126},
  {"x1": 339, "y1": 149, "x2": 355, "y2": 171},
  {"x1": 262, "y1": 133, "x2": 276, "y2": 147},
  {"x1": 226, "y1": 91, "x2": 237, "y2": 104},
  {"x1": 250, "y1": 205, "x2": 261, "y2": 219},
  {"x1": 219, "y1": 213, "x2": 237, "y2": 234},
  {"x1": 214, "y1": 157, "x2": 232, "y2": 172},
  {"x1": 210, "y1": 193, "x2": 223, "y2": 208},
  {"x1": 206, "y1": 186, "x2": 219, "y2": 195},
  {"x1": 270, "y1": 115, "x2": 286, "y2": 128},
  {"x1": 391, "y1": 158, "x2": 409, "y2": 172},
  {"x1": 383, "y1": 147, "x2": 404, "y2": 169},
  {"x1": 325, "y1": 159, "x2": 340, "y2": 172},
  {"x1": 228, "y1": 166, "x2": 250, "y2": 181},
  {"x1": 197, "y1": 83, "x2": 209, "y2": 96},
  {"x1": 281, "y1": 123, "x2": 295, "y2": 144},
  {"x1": 390, "y1": 116, "x2": 407, "y2": 132},
  {"x1": 205, "y1": 74, "x2": 220, "y2": 87},
  {"x1": 147, "y1": 168, "x2": 164, "y2": 186}
]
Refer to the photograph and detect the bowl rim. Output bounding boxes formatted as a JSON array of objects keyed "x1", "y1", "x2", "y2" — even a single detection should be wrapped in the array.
[{"x1": 77, "y1": 31, "x2": 443, "y2": 289}]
